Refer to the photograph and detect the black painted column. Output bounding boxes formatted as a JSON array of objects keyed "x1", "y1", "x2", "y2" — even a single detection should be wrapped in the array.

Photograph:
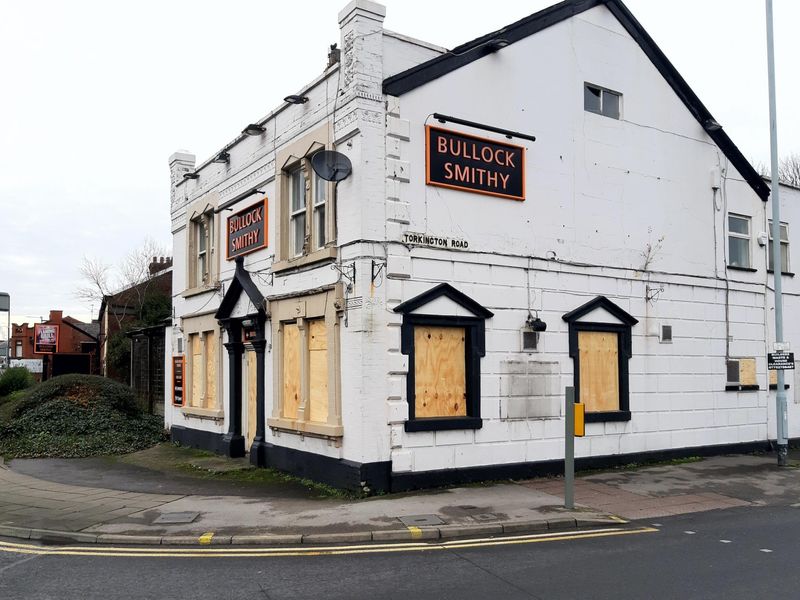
[
  {"x1": 249, "y1": 334, "x2": 268, "y2": 467},
  {"x1": 221, "y1": 322, "x2": 245, "y2": 458}
]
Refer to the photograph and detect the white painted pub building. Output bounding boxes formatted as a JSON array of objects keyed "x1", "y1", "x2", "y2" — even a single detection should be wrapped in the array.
[{"x1": 166, "y1": 0, "x2": 800, "y2": 491}]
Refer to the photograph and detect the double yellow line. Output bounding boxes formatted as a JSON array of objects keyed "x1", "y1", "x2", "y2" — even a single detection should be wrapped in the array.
[{"x1": 0, "y1": 526, "x2": 657, "y2": 559}]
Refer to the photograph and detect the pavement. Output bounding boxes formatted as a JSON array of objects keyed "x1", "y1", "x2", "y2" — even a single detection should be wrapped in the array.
[{"x1": 0, "y1": 450, "x2": 797, "y2": 546}]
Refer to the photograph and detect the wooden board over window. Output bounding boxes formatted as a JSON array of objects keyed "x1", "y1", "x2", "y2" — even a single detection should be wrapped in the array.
[
  {"x1": 578, "y1": 331, "x2": 620, "y2": 412},
  {"x1": 282, "y1": 323, "x2": 300, "y2": 419},
  {"x1": 205, "y1": 331, "x2": 217, "y2": 408},
  {"x1": 308, "y1": 319, "x2": 329, "y2": 424},
  {"x1": 191, "y1": 334, "x2": 203, "y2": 408},
  {"x1": 414, "y1": 325, "x2": 467, "y2": 418}
]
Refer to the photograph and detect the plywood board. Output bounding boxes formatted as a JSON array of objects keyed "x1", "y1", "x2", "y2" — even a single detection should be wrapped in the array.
[
  {"x1": 308, "y1": 319, "x2": 328, "y2": 423},
  {"x1": 282, "y1": 323, "x2": 300, "y2": 419},
  {"x1": 578, "y1": 331, "x2": 619, "y2": 412},
  {"x1": 769, "y1": 368, "x2": 777, "y2": 386},
  {"x1": 414, "y1": 326, "x2": 467, "y2": 418},
  {"x1": 191, "y1": 334, "x2": 202, "y2": 408},
  {"x1": 205, "y1": 331, "x2": 217, "y2": 409},
  {"x1": 739, "y1": 358, "x2": 757, "y2": 386},
  {"x1": 245, "y1": 350, "x2": 257, "y2": 446}
]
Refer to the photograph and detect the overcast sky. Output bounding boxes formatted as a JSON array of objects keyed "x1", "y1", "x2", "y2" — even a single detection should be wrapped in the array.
[{"x1": 1, "y1": 0, "x2": 798, "y2": 331}]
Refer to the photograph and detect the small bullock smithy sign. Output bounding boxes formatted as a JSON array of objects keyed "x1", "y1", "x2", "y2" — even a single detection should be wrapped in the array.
[
  {"x1": 227, "y1": 198, "x2": 268, "y2": 260},
  {"x1": 426, "y1": 126, "x2": 525, "y2": 201}
]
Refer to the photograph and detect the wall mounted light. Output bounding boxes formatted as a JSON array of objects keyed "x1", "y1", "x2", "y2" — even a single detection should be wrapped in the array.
[
  {"x1": 242, "y1": 123, "x2": 266, "y2": 136},
  {"x1": 213, "y1": 151, "x2": 230, "y2": 164},
  {"x1": 521, "y1": 312, "x2": 547, "y2": 352},
  {"x1": 284, "y1": 95, "x2": 309, "y2": 104},
  {"x1": 182, "y1": 172, "x2": 199, "y2": 180},
  {"x1": 704, "y1": 118, "x2": 722, "y2": 132}
]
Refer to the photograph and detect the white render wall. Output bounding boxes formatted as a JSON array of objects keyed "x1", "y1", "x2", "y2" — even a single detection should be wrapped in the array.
[
  {"x1": 380, "y1": 4, "x2": 790, "y2": 473},
  {"x1": 166, "y1": 0, "x2": 798, "y2": 479}
]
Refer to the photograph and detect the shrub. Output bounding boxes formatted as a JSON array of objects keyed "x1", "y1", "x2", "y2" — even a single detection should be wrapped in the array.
[
  {"x1": 0, "y1": 367, "x2": 34, "y2": 397},
  {"x1": 0, "y1": 374, "x2": 165, "y2": 458}
]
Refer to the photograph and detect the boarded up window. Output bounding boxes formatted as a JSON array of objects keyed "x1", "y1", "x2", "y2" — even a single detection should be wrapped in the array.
[
  {"x1": 414, "y1": 325, "x2": 467, "y2": 418},
  {"x1": 308, "y1": 319, "x2": 328, "y2": 423},
  {"x1": 205, "y1": 331, "x2": 217, "y2": 408},
  {"x1": 578, "y1": 331, "x2": 620, "y2": 412},
  {"x1": 739, "y1": 358, "x2": 757, "y2": 386},
  {"x1": 190, "y1": 334, "x2": 203, "y2": 407},
  {"x1": 282, "y1": 323, "x2": 301, "y2": 419}
]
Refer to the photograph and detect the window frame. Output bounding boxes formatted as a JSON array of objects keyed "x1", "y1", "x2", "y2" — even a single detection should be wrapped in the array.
[
  {"x1": 768, "y1": 220, "x2": 790, "y2": 273},
  {"x1": 401, "y1": 314, "x2": 484, "y2": 432},
  {"x1": 727, "y1": 213, "x2": 752, "y2": 269},
  {"x1": 184, "y1": 196, "x2": 219, "y2": 295},
  {"x1": 268, "y1": 287, "x2": 343, "y2": 438},
  {"x1": 180, "y1": 315, "x2": 222, "y2": 418},
  {"x1": 584, "y1": 82, "x2": 622, "y2": 120},
  {"x1": 274, "y1": 125, "x2": 336, "y2": 272}
]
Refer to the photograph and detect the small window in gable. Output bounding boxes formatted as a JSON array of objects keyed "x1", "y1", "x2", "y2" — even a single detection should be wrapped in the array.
[
  {"x1": 395, "y1": 283, "x2": 493, "y2": 432},
  {"x1": 584, "y1": 83, "x2": 621, "y2": 119}
]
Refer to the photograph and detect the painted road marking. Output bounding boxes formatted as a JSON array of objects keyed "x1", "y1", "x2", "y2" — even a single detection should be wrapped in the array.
[
  {"x1": 198, "y1": 533, "x2": 214, "y2": 545},
  {"x1": 719, "y1": 540, "x2": 732, "y2": 544},
  {"x1": 407, "y1": 526, "x2": 423, "y2": 539},
  {"x1": 0, "y1": 526, "x2": 657, "y2": 559},
  {"x1": 684, "y1": 531, "x2": 696, "y2": 535},
  {"x1": 759, "y1": 548, "x2": 773, "y2": 553}
]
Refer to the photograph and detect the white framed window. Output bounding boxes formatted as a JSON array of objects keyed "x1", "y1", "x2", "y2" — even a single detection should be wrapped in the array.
[
  {"x1": 312, "y1": 170, "x2": 327, "y2": 250},
  {"x1": 728, "y1": 214, "x2": 751, "y2": 268},
  {"x1": 15, "y1": 341, "x2": 22, "y2": 357},
  {"x1": 289, "y1": 166, "x2": 307, "y2": 257},
  {"x1": 584, "y1": 83, "x2": 621, "y2": 119},
  {"x1": 275, "y1": 125, "x2": 336, "y2": 271},
  {"x1": 185, "y1": 197, "x2": 218, "y2": 293},
  {"x1": 768, "y1": 220, "x2": 790, "y2": 272}
]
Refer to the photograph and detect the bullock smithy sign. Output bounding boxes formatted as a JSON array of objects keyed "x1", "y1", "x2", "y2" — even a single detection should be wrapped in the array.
[
  {"x1": 425, "y1": 126, "x2": 525, "y2": 201},
  {"x1": 226, "y1": 198, "x2": 268, "y2": 260}
]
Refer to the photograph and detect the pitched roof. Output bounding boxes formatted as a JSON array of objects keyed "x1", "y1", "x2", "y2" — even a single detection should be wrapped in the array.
[
  {"x1": 383, "y1": 0, "x2": 769, "y2": 202},
  {"x1": 215, "y1": 257, "x2": 266, "y2": 320}
]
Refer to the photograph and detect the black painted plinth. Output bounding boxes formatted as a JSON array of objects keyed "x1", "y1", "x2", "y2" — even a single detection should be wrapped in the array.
[{"x1": 220, "y1": 433, "x2": 246, "y2": 458}]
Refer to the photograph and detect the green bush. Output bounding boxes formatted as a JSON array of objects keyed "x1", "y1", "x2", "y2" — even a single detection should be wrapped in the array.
[
  {"x1": 0, "y1": 367, "x2": 34, "y2": 397},
  {"x1": 0, "y1": 374, "x2": 165, "y2": 458}
]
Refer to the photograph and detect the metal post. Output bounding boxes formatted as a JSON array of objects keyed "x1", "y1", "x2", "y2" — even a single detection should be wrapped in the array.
[
  {"x1": 565, "y1": 386, "x2": 575, "y2": 509},
  {"x1": 766, "y1": 0, "x2": 788, "y2": 466}
]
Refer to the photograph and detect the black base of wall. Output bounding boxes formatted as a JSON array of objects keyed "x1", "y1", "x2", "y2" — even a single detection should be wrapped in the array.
[
  {"x1": 262, "y1": 443, "x2": 392, "y2": 493},
  {"x1": 170, "y1": 425, "x2": 227, "y2": 455},
  {"x1": 170, "y1": 425, "x2": 789, "y2": 494},
  {"x1": 389, "y1": 440, "x2": 774, "y2": 492}
]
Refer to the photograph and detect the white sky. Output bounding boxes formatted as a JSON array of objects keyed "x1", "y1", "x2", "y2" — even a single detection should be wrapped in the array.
[{"x1": 1, "y1": 0, "x2": 798, "y2": 330}]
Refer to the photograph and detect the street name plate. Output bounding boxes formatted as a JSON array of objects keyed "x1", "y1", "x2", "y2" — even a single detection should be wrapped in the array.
[{"x1": 768, "y1": 352, "x2": 795, "y2": 370}]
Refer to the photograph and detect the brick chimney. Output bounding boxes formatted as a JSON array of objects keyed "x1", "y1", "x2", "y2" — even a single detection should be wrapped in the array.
[{"x1": 149, "y1": 256, "x2": 173, "y2": 276}]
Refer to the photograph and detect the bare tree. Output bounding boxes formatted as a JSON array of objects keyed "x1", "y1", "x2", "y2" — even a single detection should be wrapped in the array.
[
  {"x1": 77, "y1": 238, "x2": 169, "y2": 330},
  {"x1": 779, "y1": 153, "x2": 800, "y2": 187},
  {"x1": 752, "y1": 153, "x2": 800, "y2": 187}
]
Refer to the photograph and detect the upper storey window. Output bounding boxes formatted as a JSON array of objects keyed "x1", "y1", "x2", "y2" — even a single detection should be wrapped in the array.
[{"x1": 584, "y1": 83, "x2": 621, "y2": 119}]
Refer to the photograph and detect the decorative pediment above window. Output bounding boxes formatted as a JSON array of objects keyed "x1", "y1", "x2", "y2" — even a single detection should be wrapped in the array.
[
  {"x1": 215, "y1": 257, "x2": 267, "y2": 321},
  {"x1": 393, "y1": 283, "x2": 494, "y2": 319},
  {"x1": 562, "y1": 295, "x2": 638, "y2": 327}
]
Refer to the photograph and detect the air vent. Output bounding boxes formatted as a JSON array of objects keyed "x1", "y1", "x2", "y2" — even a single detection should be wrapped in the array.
[
  {"x1": 522, "y1": 330, "x2": 538, "y2": 351},
  {"x1": 660, "y1": 325, "x2": 673, "y2": 343}
]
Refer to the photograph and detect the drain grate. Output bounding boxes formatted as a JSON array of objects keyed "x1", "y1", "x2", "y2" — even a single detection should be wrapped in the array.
[
  {"x1": 398, "y1": 514, "x2": 444, "y2": 527},
  {"x1": 153, "y1": 511, "x2": 200, "y2": 525}
]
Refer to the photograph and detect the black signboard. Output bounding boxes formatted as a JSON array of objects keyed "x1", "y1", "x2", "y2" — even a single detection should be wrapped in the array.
[
  {"x1": 426, "y1": 125, "x2": 525, "y2": 201},
  {"x1": 172, "y1": 356, "x2": 185, "y2": 406},
  {"x1": 227, "y1": 198, "x2": 268, "y2": 260},
  {"x1": 768, "y1": 352, "x2": 795, "y2": 370}
]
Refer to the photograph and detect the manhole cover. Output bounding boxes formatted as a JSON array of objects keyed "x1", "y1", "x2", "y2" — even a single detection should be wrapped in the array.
[
  {"x1": 398, "y1": 514, "x2": 444, "y2": 527},
  {"x1": 471, "y1": 513, "x2": 499, "y2": 522},
  {"x1": 153, "y1": 512, "x2": 200, "y2": 524}
]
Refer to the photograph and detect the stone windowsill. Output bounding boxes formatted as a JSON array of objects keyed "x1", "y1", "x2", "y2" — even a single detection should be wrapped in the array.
[
  {"x1": 272, "y1": 246, "x2": 337, "y2": 274},
  {"x1": 182, "y1": 406, "x2": 224, "y2": 420},
  {"x1": 182, "y1": 283, "x2": 220, "y2": 298},
  {"x1": 267, "y1": 417, "x2": 343, "y2": 438}
]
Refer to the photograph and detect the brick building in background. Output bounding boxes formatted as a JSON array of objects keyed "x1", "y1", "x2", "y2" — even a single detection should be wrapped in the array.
[{"x1": 10, "y1": 310, "x2": 99, "y2": 379}]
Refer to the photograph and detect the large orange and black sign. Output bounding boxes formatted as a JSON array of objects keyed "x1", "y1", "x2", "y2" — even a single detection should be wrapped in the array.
[
  {"x1": 426, "y1": 126, "x2": 525, "y2": 201},
  {"x1": 227, "y1": 198, "x2": 268, "y2": 260}
]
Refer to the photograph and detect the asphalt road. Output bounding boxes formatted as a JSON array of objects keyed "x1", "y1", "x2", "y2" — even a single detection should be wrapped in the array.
[{"x1": 1, "y1": 505, "x2": 799, "y2": 600}]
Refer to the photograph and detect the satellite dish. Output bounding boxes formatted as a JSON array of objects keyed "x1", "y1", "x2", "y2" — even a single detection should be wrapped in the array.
[{"x1": 311, "y1": 151, "x2": 352, "y2": 182}]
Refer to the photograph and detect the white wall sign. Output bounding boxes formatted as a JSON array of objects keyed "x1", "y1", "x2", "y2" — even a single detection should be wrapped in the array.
[
  {"x1": 401, "y1": 232, "x2": 469, "y2": 250},
  {"x1": 10, "y1": 359, "x2": 43, "y2": 373}
]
